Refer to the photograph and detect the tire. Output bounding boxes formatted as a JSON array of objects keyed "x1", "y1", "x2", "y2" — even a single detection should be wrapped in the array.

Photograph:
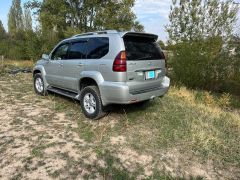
[
  {"x1": 80, "y1": 86, "x2": 106, "y2": 120},
  {"x1": 33, "y1": 73, "x2": 47, "y2": 96}
]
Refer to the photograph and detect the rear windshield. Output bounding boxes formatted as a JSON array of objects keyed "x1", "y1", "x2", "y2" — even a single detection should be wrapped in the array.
[{"x1": 123, "y1": 36, "x2": 164, "y2": 60}]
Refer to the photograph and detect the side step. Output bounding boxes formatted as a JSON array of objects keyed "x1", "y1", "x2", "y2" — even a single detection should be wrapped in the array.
[{"x1": 47, "y1": 87, "x2": 79, "y2": 100}]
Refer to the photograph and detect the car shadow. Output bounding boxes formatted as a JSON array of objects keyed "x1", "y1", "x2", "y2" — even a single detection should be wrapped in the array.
[{"x1": 47, "y1": 91, "x2": 152, "y2": 118}]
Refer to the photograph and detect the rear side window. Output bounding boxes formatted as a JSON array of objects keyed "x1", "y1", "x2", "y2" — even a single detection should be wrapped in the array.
[
  {"x1": 123, "y1": 36, "x2": 164, "y2": 60},
  {"x1": 86, "y1": 37, "x2": 109, "y2": 59},
  {"x1": 68, "y1": 41, "x2": 87, "y2": 59},
  {"x1": 51, "y1": 43, "x2": 69, "y2": 60}
]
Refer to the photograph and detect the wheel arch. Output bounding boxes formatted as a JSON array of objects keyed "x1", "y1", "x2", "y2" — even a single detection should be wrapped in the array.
[
  {"x1": 33, "y1": 65, "x2": 49, "y2": 89},
  {"x1": 79, "y1": 71, "x2": 104, "y2": 91},
  {"x1": 33, "y1": 69, "x2": 41, "y2": 77},
  {"x1": 79, "y1": 77, "x2": 98, "y2": 91}
]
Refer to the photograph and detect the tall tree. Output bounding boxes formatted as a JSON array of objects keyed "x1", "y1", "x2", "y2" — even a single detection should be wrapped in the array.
[
  {"x1": 166, "y1": 0, "x2": 238, "y2": 43},
  {"x1": 0, "y1": 20, "x2": 6, "y2": 39},
  {"x1": 166, "y1": 0, "x2": 239, "y2": 90},
  {"x1": 26, "y1": 0, "x2": 144, "y2": 33},
  {"x1": 24, "y1": 0, "x2": 144, "y2": 55},
  {"x1": 39, "y1": 0, "x2": 67, "y2": 34},
  {"x1": 23, "y1": 8, "x2": 32, "y2": 31},
  {"x1": 8, "y1": 0, "x2": 24, "y2": 36},
  {"x1": 0, "y1": 19, "x2": 7, "y2": 57},
  {"x1": 94, "y1": 0, "x2": 139, "y2": 31}
]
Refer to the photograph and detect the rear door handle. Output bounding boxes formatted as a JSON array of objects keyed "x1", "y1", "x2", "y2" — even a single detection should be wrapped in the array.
[
  {"x1": 77, "y1": 63, "x2": 84, "y2": 67},
  {"x1": 129, "y1": 62, "x2": 136, "y2": 65}
]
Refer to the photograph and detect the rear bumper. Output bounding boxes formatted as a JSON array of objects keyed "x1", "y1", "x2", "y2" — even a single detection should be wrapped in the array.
[{"x1": 99, "y1": 76, "x2": 170, "y2": 106}]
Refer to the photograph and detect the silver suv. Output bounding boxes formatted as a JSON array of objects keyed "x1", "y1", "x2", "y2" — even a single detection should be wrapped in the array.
[{"x1": 33, "y1": 30, "x2": 170, "y2": 119}]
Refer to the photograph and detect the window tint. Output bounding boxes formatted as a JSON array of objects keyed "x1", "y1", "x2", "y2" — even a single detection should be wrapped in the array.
[
  {"x1": 86, "y1": 38, "x2": 109, "y2": 59},
  {"x1": 68, "y1": 41, "x2": 87, "y2": 59},
  {"x1": 51, "y1": 43, "x2": 69, "y2": 60},
  {"x1": 123, "y1": 36, "x2": 165, "y2": 60}
]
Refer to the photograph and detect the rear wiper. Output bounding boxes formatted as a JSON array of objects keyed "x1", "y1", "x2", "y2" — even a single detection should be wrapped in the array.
[{"x1": 136, "y1": 55, "x2": 152, "y2": 60}]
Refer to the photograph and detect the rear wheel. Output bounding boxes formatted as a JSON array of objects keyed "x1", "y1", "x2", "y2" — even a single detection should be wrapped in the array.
[
  {"x1": 34, "y1": 73, "x2": 47, "y2": 96},
  {"x1": 80, "y1": 86, "x2": 106, "y2": 120}
]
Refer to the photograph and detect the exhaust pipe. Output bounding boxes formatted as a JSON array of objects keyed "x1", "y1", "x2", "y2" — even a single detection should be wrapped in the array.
[{"x1": 150, "y1": 96, "x2": 156, "y2": 100}]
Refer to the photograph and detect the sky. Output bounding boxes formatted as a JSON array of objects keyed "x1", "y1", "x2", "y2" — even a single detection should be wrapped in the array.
[
  {"x1": 133, "y1": 0, "x2": 172, "y2": 41},
  {"x1": 0, "y1": 0, "x2": 239, "y2": 42}
]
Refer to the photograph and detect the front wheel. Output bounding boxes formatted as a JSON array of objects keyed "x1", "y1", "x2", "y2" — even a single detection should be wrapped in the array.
[
  {"x1": 33, "y1": 73, "x2": 47, "y2": 96},
  {"x1": 80, "y1": 86, "x2": 106, "y2": 120}
]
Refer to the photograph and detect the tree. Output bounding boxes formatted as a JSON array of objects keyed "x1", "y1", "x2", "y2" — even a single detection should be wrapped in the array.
[
  {"x1": 132, "y1": 21, "x2": 144, "y2": 32},
  {"x1": 25, "y1": 0, "x2": 144, "y2": 54},
  {"x1": 94, "y1": 0, "x2": 141, "y2": 31},
  {"x1": 166, "y1": 0, "x2": 239, "y2": 91},
  {"x1": 23, "y1": 7, "x2": 32, "y2": 31},
  {"x1": 26, "y1": 0, "x2": 144, "y2": 33},
  {"x1": 0, "y1": 20, "x2": 7, "y2": 57},
  {"x1": 8, "y1": 0, "x2": 24, "y2": 36},
  {"x1": 40, "y1": 0, "x2": 68, "y2": 34},
  {"x1": 157, "y1": 40, "x2": 166, "y2": 50},
  {"x1": 0, "y1": 20, "x2": 6, "y2": 39},
  {"x1": 166, "y1": 0, "x2": 238, "y2": 43}
]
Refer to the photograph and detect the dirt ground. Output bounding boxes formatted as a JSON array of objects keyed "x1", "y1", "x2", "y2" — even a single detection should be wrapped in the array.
[{"x1": 0, "y1": 73, "x2": 239, "y2": 179}]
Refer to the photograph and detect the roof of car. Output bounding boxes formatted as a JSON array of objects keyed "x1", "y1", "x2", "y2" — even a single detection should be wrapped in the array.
[{"x1": 68, "y1": 30, "x2": 158, "y2": 41}]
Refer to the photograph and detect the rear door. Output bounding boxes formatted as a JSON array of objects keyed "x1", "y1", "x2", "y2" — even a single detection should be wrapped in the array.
[
  {"x1": 60, "y1": 39, "x2": 88, "y2": 91},
  {"x1": 85, "y1": 37, "x2": 110, "y2": 75},
  {"x1": 123, "y1": 35, "x2": 166, "y2": 94}
]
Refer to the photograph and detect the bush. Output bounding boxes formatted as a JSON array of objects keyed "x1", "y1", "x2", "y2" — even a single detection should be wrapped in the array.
[{"x1": 171, "y1": 37, "x2": 231, "y2": 92}]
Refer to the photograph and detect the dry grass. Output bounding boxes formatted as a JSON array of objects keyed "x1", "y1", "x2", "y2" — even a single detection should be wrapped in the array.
[
  {"x1": 1, "y1": 59, "x2": 34, "y2": 68},
  {"x1": 0, "y1": 59, "x2": 34, "y2": 74},
  {"x1": 0, "y1": 61, "x2": 240, "y2": 179}
]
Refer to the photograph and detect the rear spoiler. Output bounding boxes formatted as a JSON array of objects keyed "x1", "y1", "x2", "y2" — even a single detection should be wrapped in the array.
[{"x1": 120, "y1": 32, "x2": 158, "y2": 41}]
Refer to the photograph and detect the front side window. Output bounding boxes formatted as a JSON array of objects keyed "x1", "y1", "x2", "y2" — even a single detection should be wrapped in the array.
[
  {"x1": 51, "y1": 43, "x2": 69, "y2": 60},
  {"x1": 86, "y1": 37, "x2": 109, "y2": 59},
  {"x1": 68, "y1": 41, "x2": 87, "y2": 59}
]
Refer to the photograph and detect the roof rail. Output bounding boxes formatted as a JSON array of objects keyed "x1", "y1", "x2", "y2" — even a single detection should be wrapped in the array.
[{"x1": 72, "y1": 30, "x2": 118, "y2": 38}]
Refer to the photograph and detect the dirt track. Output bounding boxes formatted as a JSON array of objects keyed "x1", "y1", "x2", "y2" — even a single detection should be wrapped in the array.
[{"x1": 0, "y1": 74, "x2": 158, "y2": 179}]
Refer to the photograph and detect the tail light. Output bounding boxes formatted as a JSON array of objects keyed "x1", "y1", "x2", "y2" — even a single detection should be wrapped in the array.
[
  {"x1": 162, "y1": 51, "x2": 167, "y2": 69},
  {"x1": 113, "y1": 51, "x2": 127, "y2": 72}
]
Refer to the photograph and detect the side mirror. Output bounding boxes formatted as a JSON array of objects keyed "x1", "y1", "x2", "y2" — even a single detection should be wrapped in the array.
[{"x1": 42, "y1": 54, "x2": 50, "y2": 61}]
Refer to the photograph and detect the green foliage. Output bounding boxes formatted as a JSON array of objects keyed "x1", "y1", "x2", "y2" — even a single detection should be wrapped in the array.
[
  {"x1": 17, "y1": 0, "x2": 144, "y2": 59},
  {"x1": 8, "y1": 0, "x2": 24, "y2": 36},
  {"x1": 0, "y1": 20, "x2": 6, "y2": 39},
  {"x1": 167, "y1": 0, "x2": 239, "y2": 93},
  {"x1": 40, "y1": 0, "x2": 68, "y2": 34},
  {"x1": 230, "y1": 35, "x2": 240, "y2": 81},
  {"x1": 23, "y1": 8, "x2": 32, "y2": 31},
  {"x1": 157, "y1": 40, "x2": 166, "y2": 50},
  {"x1": 171, "y1": 37, "x2": 231, "y2": 90},
  {"x1": 167, "y1": 0, "x2": 238, "y2": 43},
  {"x1": 94, "y1": 0, "x2": 139, "y2": 31},
  {"x1": 1, "y1": 0, "x2": 144, "y2": 60},
  {"x1": 0, "y1": 21, "x2": 7, "y2": 57}
]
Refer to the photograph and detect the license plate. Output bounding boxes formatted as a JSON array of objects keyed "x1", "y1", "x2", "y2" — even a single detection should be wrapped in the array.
[{"x1": 145, "y1": 71, "x2": 155, "y2": 80}]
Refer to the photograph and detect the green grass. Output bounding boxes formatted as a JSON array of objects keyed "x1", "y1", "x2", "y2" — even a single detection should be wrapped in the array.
[{"x1": 119, "y1": 88, "x2": 240, "y2": 165}]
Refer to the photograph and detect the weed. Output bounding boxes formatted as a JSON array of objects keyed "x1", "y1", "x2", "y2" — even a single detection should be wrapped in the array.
[{"x1": 217, "y1": 93, "x2": 231, "y2": 108}]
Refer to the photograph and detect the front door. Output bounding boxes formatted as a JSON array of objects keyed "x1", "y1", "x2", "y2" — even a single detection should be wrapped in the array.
[{"x1": 45, "y1": 43, "x2": 70, "y2": 88}]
